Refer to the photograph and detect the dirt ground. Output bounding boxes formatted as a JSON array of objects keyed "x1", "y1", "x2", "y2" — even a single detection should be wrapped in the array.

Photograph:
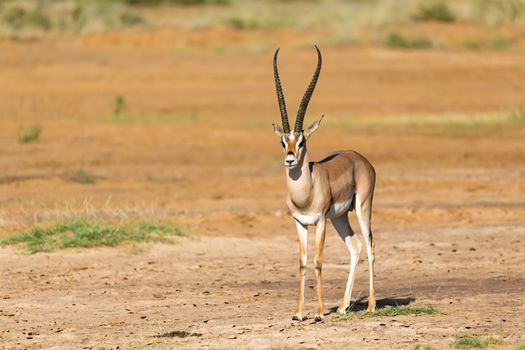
[{"x1": 1, "y1": 33, "x2": 525, "y2": 349}]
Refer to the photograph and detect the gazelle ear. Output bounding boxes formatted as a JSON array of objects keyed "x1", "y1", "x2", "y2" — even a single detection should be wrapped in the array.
[
  {"x1": 272, "y1": 123, "x2": 285, "y2": 137},
  {"x1": 303, "y1": 115, "x2": 324, "y2": 139}
]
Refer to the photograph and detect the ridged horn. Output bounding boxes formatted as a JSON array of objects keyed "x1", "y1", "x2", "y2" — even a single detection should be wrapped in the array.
[
  {"x1": 273, "y1": 48, "x2": 290, "y2": 133},
  {"x1": 295, "y1": 45, "x2": 322, "y2": 132}
]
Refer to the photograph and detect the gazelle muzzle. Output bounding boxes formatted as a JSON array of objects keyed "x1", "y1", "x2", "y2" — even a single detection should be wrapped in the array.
[{"x1": 281, "y1": 133, "x2": 304, "y2": 168}]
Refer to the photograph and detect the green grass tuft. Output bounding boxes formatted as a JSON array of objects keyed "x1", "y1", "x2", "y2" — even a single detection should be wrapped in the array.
[
  {"x1": 18, "y1": 125, "x2": 42, "y2": 144},
  {"x1": 113, "y1": 95, "x2": 126, "y2": 118},
  {"x1": 449, "y1": 336, "x2": 504, "y2": 349},
  {"x1": 1, "y1": 221, "x2": 184, "y2": 253},
  {"x1": 516, "y1": 343, "x2": 525, "y2": 350},
  {"x1": 386, "y1": 32, "x2": 433, "y2": 49},
  {"x1": 72, "y1": 168, "x2": 96, "y2": 184},
  {"x1": 330, "y1": 305, "x2": 437, "y2": 321},
  {"x1": 411, "y1": 345, "x2": 433, "y2": 350},
  {"x1": 366, "y1": 305, "x2": 437, "y2": 317}
]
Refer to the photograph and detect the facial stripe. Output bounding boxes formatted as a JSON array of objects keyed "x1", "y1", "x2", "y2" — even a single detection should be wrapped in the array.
[{"x1": 286, "y1": 139, "x2": 297, "y2": 154}]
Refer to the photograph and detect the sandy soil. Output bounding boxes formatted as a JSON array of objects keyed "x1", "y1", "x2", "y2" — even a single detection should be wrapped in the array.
[
  {"x1": 0, "y1": 225, "x2": 524, "y2": 349},
  {"x1": 1, "y1": 33, "x2": 525, "y2": 349}
]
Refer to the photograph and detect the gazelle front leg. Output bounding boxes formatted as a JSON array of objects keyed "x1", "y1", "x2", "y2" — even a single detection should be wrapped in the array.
[
  {"x1": 314, "y1": 217, "x2": 326, "y2": 322},
  {"x1": 293, "y1": 220, "x2": 308, "y2": 321}
]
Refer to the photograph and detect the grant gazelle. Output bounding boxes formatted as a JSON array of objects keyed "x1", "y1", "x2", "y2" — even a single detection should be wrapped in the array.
[{"x1": 272, "y1": 46, "x2": 377, "y2": 322}]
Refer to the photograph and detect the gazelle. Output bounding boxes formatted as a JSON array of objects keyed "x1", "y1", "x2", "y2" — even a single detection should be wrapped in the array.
[{"x1": 272, "y1": 46, "x2": 377, "y2": 322}]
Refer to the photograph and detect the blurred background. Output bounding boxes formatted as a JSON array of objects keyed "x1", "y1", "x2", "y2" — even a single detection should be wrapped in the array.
[
  {"x1": 1, "y1": 2, "x2": 525, "y2": 348},
  {"x1": 0, "y1": 0, "x2": 524, "y2": 235}
]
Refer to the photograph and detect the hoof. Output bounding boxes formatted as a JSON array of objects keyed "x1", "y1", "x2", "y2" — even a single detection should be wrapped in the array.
[
  {"x1": 337, "y1": 306, "x2": 349, "y2": 314},
  {"x1": 292, "y1": 314, "x2": 304, "y2": 321},
  {"x1": 368, "y1": 298, "x2": 376, "y2": 312},
  {"x1": 314, "y1": 315, "x2": 324, "y2": 322}
]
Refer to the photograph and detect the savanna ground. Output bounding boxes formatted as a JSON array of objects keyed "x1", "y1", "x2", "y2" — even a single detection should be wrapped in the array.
[{"x1": 1, "y1": 1, "x2": 525, "y2": 349}]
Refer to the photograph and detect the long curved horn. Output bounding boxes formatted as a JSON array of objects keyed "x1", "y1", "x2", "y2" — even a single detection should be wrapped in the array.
[
  {"x1": 273, "y1": 48, "x2": 290, "y2": 133},
  {"x1": 295, "y1": 45, "x2": 322, "y2": 132}
]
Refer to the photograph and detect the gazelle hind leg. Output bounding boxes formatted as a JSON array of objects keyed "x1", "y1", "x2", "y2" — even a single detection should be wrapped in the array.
[
  {"x1": 331, "y1": 215, "x2": 362, "y2": 314},
  {"x1": 355, "y1": 192, "x2": 376, "y2": 312},
  {"x1": 293, "y1": 220, "x2": 308, "y2": 321}
]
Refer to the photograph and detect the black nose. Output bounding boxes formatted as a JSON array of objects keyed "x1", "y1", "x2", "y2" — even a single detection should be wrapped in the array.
[{"x1": 286, "y1": 159, "x2": 294, "y2": 164}]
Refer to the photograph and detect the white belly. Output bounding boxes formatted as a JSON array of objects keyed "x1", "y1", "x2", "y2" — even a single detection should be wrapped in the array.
[
  {"x1": 291, "y1": 199, "x2": 353, "y2": 225},
  {"x1": 292, "y1": 212, "x2": 321, "y2": 225},
  {"x1": 326, "y1": 199, "x2": 353, "y2": 219}
]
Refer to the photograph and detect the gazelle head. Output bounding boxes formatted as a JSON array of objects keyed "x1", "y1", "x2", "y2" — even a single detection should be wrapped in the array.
[{"x1": 272, "y1": 46, "x2": 324, "y2": 169}]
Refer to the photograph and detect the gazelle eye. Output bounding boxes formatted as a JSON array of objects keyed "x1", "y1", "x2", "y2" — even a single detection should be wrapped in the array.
[
  {"x1": 280, "y1": 140, "x2": 286, "y2": 148},
  {"x1": 298, "y1": 139, "x2": 305, "y2": 148}
]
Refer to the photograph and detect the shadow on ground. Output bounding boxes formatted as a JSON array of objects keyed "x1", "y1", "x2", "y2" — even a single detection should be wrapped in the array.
[{"x1": 327, "y1": 296, "x2": 415, "y2": 315}]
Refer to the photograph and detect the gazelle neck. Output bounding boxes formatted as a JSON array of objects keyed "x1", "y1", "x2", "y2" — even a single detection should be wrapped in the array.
[{"x1": 286, "y1": 147, "x2": 313, "y2": 208}]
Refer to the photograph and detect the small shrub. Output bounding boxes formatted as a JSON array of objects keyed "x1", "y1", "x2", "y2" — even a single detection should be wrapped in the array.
[
  {"x1": 226, "y1": 17, "x2": 258, "y2": 30},
  {"x1": 413, "y1": 1, "x2": 456, "y2": 22},
  {"x1": 474, "y1": 0, "x2": 525, "y2": 24},
  {"x1": 387, "y1": 32, "x2": 409, "y2": 48},
  {"x1": 449, "y1": 336, "x2": 504, "y2": 349},
  {"x1": 72, "y1": 168, "x2": 95, "y2": 184},
  {"x1": 1, "y1": 221, "x2": 184, "y2": 253},
  {"x1": 119, "y1": 12, "x2": 144, "y2": 26},
  {"x1": 386, "y1": 32, "x2": 432, "y2": 49},
  {"x1": 0, "y1": 1, "x2": 150, "y2": 36},
  {"x1": 3, "y1": 6, "x2": 51, "y2": 31},
  {"x1": 18, "y1": 125, "x2": 42, "y2": 144},
  {"x1": 124, "y1": 0, "x2": 229, "y2": 5}
]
